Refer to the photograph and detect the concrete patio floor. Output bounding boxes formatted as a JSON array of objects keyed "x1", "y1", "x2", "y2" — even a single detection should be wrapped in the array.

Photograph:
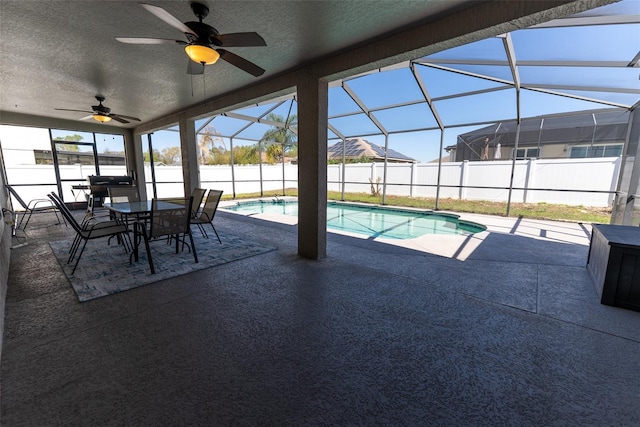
[{"x1": 2, "y1": 208, "x2": 640, "y2": 425}]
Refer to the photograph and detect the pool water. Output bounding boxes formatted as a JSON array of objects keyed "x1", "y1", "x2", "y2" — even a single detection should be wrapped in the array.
[{"x1": 223, "y1": 200, "x2": 486, "y2": 239}]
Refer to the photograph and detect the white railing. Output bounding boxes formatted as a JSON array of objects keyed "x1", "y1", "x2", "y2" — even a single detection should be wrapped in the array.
[
  {"x1": 5, "y1": 157, "x2": 621, "y2": 209},
  {"x1": 328, "y1": 157, "x2": 621, "y2": 207}
]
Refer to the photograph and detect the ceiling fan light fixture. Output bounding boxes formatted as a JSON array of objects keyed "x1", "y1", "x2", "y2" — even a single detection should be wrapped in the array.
[
  {"x1": 185, "y1": 44, "x2": 220, "y2": 65},
  {"x1": 93, "y1": 114, "x2": 112, "y2": 123}
]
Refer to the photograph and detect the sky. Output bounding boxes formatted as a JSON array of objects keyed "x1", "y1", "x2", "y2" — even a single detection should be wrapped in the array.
[
  {"x1": 143, "y1": 0, "x2": 639, "y2": 163},
  {"x1": 0, "y1": 126, "x2": 126, "y2": 154},
  {"x1": 2, "y1": 0, "x2": 638, "y2": 164}
]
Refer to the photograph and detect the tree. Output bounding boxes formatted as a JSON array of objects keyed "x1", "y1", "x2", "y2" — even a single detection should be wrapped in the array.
[
  {"x1": 53, "y1": 134, "x2": 83, "y2": 151},
  {"x1": 261, "y1": 113, "x2": 297, "y2": 164},
  {"x1": 327, "y1": 156, "x2": 374, "y2": 165},
  {"x1": 159, "y1": 146, "x2": 181, "y2": 165},
  {"x1": 198, "y1": 126, "x2": 227, "y2": 165},
  {"x1": 143, "y1": 149, "x2": 162, "y2": 163},
  {"x1": 232, "y1": 145, "x2": 259, "y2": 164}
]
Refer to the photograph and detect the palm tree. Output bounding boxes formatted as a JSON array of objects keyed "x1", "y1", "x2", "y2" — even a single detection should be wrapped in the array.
[
  {"x1": 261, "y1": 113, "x2": 297, "y2": 163},
  {"x1": 198, "y1": 125, "x2": 226, "y2": 165}
]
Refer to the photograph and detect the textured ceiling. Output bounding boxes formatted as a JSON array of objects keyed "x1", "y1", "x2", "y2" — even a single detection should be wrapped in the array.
[{"x1": 0, "y1": 0, "x2": 471, "y2": 128}]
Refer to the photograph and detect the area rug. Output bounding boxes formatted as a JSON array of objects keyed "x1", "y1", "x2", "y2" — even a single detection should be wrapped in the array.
[{"x1": 49, "y1": 233, "x2": 277, "y2": 302}]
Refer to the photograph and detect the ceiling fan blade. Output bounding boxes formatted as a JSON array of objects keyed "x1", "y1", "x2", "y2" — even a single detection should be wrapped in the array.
[
  {"x1": 187, "y1": 61, "x2": 205, "y2": 75},
  {"x1": 214, "y1": 32, "x2": 266, "y2": 47},
  {"x1": 112, "y1": 113, "x2": 141, "y2": 122},
  {"x1": 54, "y1": 108, "x2": 93, "y2": 113},
  {"x1": 116, "y1": 37, "x2": 184, "y2": 45},
  {"x1": 218, "y1": 49, "x2": 265, "y2": 77},
  {"x1": 109, "y1": 115, "x2": 129, "y2": 124},
  {"x1": 141, "y1": 3, "x2": 197, "y2": 37},
  {"x1": 79, "y1": 115, "x2": 94, "y2": 121}
]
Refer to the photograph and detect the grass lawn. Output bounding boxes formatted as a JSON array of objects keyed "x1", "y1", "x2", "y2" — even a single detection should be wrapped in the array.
[{"x1": 222, "y1": 189, "x2": 611, "y2": 224}]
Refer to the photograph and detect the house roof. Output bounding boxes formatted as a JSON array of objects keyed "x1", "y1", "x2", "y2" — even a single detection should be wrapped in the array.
[
  {"x1": 453, "y1": 109, "x2": 631, "y2": 150},
  {"x1": 328, "y1": 138, "x2": 415, "y2": 163}
]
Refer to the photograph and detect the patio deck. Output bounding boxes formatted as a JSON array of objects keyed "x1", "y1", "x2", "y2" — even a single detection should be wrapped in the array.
[{"x1": 2, "y1": 209, "x2": 640, "y2": 425}]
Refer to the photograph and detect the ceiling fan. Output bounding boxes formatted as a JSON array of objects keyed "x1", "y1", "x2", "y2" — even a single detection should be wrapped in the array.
[
  {"x1": 116, "y1": 2, "x2": 266, "y2": 77},
  {"x1": 55, "y1": 96, "x2": 141, "y2": 124}
]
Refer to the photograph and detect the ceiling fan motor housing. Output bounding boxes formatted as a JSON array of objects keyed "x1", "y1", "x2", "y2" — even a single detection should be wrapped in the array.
[
  {"x1": 92, "y1": 96, "x2": 111, "y2": 114},
  {"x1": 185, "y1": 21, "x2": 220, "y2": 46}
]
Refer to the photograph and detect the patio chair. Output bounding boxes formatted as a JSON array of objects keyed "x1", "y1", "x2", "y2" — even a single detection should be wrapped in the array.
[
  {"x1": 49, "y1": 191, "x2": 129, "y2": 253},
  {"x1": 108, "y1": 186, "x2": 140, "y2": 203},
  {"x1": 191, "y1": 189, "x2": 223, "y2": 243},
  {"x1": 191, "y1": 187, "x2": 207, "y2": 219},
  {"x1": 5, "y1": 184, "x2": 64, "y2": 230},
  {"x1": 135, "y1": 197, "x2": 197, "y2": 274},
  {"x1": 108, "y1": 186, "x2": 145, "y2": 229},
  {"x1": 50, "y1": 191, "x2": 132, "y2": 251},
  {"x1": 47, "y1": 193, "x2": 131, "y2": 275}
]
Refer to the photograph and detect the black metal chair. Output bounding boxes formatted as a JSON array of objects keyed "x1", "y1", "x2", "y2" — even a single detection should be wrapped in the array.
[
  {"x1": 50, "y1": 191, "x2": 126, "y2": 252},
  {"x1": 135, "y1": 197, "x2": 197, "y2": 274},
  {"x1": 191, "y1": 189, "x2": 223, "y2": 243},
  {"x1": 191, "y1": 187, "x2": 207, "y2": 219},
  {"x1": 108, "y1": 186, "x2": 140, "y2": 203},
  {"x1": 107, "y1": 186, "x2": 145, "y2": 229},
  {"x1": 5, "y1": 184, "x2": 64, "y2": 230},
  {"x1": 48, "y1": 193, "x2": 131, "y2": 275}
]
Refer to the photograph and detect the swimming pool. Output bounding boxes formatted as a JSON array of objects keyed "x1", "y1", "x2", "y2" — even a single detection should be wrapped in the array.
[{"x1": 223, "y1": 200, "x2": 486, "y2": 239}]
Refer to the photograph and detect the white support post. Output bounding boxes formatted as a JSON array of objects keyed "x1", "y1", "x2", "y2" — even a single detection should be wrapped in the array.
[
  {"x1": 460, "y1": 160, "x2": 468, "y2": 200},
  {"x1": 410, "y1": 162, "x2": 416, "y2": 198},
  {"x1": 371, "y1": 162, "x2": 377, "y2": 189},
  {"x1": 523, "y1": 158, "x2": 536, "y2": 203},
  {"x1": 382, "y1": 134, "x2": 389, "y2": 205},
  {"x1": 230, "y1": 137, "x2": 236, "y2": 199}
]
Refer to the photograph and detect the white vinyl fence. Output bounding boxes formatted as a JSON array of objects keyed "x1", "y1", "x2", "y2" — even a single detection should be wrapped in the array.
[
  {"x1": 5, "y1": 157, "x2": 621, "y2": 210},
  {"x1": 327, "y1": 157, "x2": 621, "y2": 207}
]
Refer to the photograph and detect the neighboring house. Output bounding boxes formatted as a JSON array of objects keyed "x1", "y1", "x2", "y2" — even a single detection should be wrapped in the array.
[
  {"x1": 34, "y1": 149, "x2": 126, "y2": 166},
  {"x1": 446, "y1": 109, "x2": 629, "y2": 162},
  {"x1": 328, "y1": 137, "x2": 416, "y2": 163},
  {"x1": 429, "y1": 155, "x2": 451, "y2": 163}
]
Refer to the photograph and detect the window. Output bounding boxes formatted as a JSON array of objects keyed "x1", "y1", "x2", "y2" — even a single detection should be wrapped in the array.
[
  {"x1": 514, "y1": 147, "x2": 540, "y2": 159},
  {"x1": 604, "y1": 144, "x2": 623, "y2": 157},
  {"x1": 570, "y1": 144, "x2": 623, "y2": 158},
  {"x1": 141, "y1": 129, "x2": 184, "y2": 199},
  {"x1": 0, "y1": 125, "x2": 130, "y2": 204}
]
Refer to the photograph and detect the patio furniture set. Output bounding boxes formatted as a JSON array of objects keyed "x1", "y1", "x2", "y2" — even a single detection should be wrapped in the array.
[{"x1": 5, "y1": 183, "x2": 222, "y2": 276}]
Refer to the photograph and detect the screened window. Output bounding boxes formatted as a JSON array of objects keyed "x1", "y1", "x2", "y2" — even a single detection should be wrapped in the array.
[
  {"x1": 514, "y1": 147, "x2": 540, "y2": 159},
  {"x1": 570, "y1": 144, "x2": 623, "y2": 158}
]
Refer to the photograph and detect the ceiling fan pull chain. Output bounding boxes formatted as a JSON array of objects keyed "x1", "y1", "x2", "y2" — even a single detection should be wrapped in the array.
[{"x1": 203, "y1": 72, "x2": 207, "y2": 101}]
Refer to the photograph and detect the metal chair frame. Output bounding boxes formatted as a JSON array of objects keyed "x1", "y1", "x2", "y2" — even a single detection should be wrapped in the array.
[
  {"x1": 135, "y1": 197, "x2": 198, "y2": 274},
  {"x1": 5, "y1": 184, "x2": 64, "y2": 230},
  {"x1": 48, "y1": 193, "x2": 131, "y2": 275},
  {"x1": 191, "y1": 189, "x2": 223, "y2": 243}
]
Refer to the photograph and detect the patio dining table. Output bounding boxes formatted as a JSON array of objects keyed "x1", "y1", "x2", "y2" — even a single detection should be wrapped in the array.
[
  {"x1": 104, "y1": 200, "x2": 186, "y2": 217},
  {"x1": 104, "y1": 200, "x2": 152, "y2": 216},
  {"x1": 104, "y1": 200, "x2": 186, "y2": 263}
]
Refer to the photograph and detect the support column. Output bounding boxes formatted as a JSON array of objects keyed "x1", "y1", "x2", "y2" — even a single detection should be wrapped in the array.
[
  {"x1": 460, "y1": 160, "x2": 469, "y2": 200},
  {"x1": 297, "y1": 74, "x2": 328, "y2": 259},
  {"x1": 410, "y1": 162, "x2": 416, "y2": 198},
  {"x1": 523, "y1": 158, "x2": 536, "y2": 203},
  {"x1": 179, "y1": 114, "x2": 199, "y2": 197},
  {"x1": 131, "y1": 132, "x2": 147, "y2": 201}
]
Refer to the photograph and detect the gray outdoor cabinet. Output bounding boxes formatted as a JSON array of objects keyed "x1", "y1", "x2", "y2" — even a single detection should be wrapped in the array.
[{"x1": 587, "y1": 224, "x2": 640, "y2": 312}]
